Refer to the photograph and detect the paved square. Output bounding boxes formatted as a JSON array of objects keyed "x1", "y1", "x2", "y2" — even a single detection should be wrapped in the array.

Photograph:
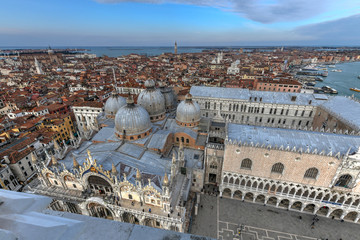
[{"x1": 190, "y1": 194, "x2": 360, "y2": 240}]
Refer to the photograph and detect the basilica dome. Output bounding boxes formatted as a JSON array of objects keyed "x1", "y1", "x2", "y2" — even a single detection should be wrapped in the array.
[
  {"x1": 104, "y1": 92, "x2": 126, "y2": 118},
  {"x1": 159, "y1": 82, "x2": 176, "y2": 112},
  {"x1": 176, "y1": 94, "x2": 201, "y2": 127},
  {"x1": 137, "y1": 80, "x2": 166, "y2": 122},
  {"x1": 115, "y1": 96, "x2": 152, "y2": 140}
]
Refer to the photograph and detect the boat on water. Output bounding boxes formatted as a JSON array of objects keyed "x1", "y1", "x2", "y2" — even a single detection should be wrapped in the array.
[
  {"x1": 322, "y1": 86, "x2": 338, "y2": 94},
  {"x1": 350, "y1": 88, "x2": 360, "y2": 92},
  {"x1": 328, "y1": 65, "x2": 336, "y2": 68},
  {"x1": 357, "y1": 75, "x2": 360, "y2": 79},
  {"x1": 302, "y1": 64, "x2": 320, "y2": 71},
  {"x1": 331, "y1": 69, "x2": 342, "y2": 72}
]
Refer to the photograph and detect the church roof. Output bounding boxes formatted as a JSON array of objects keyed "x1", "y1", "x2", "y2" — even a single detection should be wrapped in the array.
[{"x1": 148, "y1": 130, "x2": 171, "y2": 150}]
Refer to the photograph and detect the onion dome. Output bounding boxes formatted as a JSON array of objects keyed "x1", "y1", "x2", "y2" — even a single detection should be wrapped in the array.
[
  {"x1": 137, "y1": 80, "x2": 166, "y2": 122},
  {"x1": 115, "y1": 95, "x2": 152, "y2": 140},
  {"x1": 176, "y1": 94, "x2": 201, "y2": 127},
  {"x1": 159, "y1": 82, "x2": 176, "y2": 112},
  {"x1": 104, "y1": 92, "x2": 126, "y2": 118}
]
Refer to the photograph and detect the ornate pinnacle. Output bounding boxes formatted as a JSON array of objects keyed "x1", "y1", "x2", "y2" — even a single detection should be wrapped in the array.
[
  {"x1": 179, "y1": 141, "x2": 183, "y2": 150},
  {"x1": 111, "y1": 162, "x2": 118, "y2": 175},
  {"x1": 51, "y1": 155, "x2": 58, "y2": 165},
  {"x1": 31, "y1": 151, "x2": 37, "y2": 163},
  {"x1": 172, "y1": 152, "x2": 176, "y2": 164},
  {"x1": 163, "y1": 173, "x2": 169, "y2": 186},
  {"x1": 73, "y1": 156, "x2": 79, "y2": 168},
  {"x1": 53, "y1": 140, "x2": 60, "y2": 150},
  {"x1": 136, "y1": 168, "x2": 141, "y2": 180}
]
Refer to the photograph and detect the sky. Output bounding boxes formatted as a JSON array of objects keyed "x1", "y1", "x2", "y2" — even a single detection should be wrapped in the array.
[{"x1": 1, "y1": 0, "x2": 360, "y2": 46}]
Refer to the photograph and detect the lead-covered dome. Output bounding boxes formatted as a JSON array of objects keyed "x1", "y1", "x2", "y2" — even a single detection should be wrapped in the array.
[
  {"x1": 105, "y1": 92, "x2": 126, "y2": 118},
  {"x1": 115, "y1": 96, "x2": 152, "y2": 140},
  {"x1": 138, "y1": 80, "x2": 166, "y2": 122},
  {"x1": 176, "y1": 94, "x2": 201, "y2": 127},
  {"x1": 159, "y1": 82, "x2": 176, "y2": 112}
]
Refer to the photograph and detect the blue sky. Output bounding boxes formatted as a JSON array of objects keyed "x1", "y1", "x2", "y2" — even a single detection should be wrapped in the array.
[{"x1": 1, "y1": 0, "x2": 360, "y2": 46}]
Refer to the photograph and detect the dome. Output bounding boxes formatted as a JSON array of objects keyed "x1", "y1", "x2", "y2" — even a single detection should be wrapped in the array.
[
  {"x1": 137, "y1": 80, "x2": 166, "y2": 122},
  {"x1": 159, "y1": 82, "x2": 176, "y2": 112},
  {"x1": 115, "y1": 96, "x2": 152, "y2": 140},
  {"x1": 105, "y1": 92, "x2": 126, "y2": 118},
  {"x1": 176, "y1": 94, "x2": 201, "y2": 127},
  {"x1": 144, "y1": 79, "x2": 155, "y2": 88}
]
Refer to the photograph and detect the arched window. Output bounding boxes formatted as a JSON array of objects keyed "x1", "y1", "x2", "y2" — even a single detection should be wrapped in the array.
[
  {"x1": 181, "y1": 137, "x2": 184, "y2": 143},
  {"x1": 176, "y1": 137, "x2": 179, "y2": 142},
  {"x1": 240, "y1": 158, "x2": 252, "y2": 170},
  {"x1": 186, "y1": 139, "x2": 189, "y2": 144},
  {"x1": 304, "y1": 168, "x2": 318, "y2": 179},
  {"x1": 271, "y1": 163, "x2": 284, "y2": 174},
  {"x1": 335, "y1": 174, "x2": 353, "y2": 188}
]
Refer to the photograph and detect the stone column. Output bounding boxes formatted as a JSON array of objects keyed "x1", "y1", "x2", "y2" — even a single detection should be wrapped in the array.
[
  {"x1": 300, "y1": 205, "x2": 305, "y2": 212},
  {"x1": 326, "y1": 211, "x2": 332, "y2": 217},
  {"x1": 313, "y1": 207, "x2": 319, "y2": 214}
]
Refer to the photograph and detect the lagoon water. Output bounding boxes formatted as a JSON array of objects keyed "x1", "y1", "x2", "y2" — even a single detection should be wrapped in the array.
[{"x1": 315, "y1": 61, "x2": 360, "y2": 97}]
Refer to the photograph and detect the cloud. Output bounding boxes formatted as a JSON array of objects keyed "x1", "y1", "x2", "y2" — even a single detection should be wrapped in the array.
[
  {"x1": 94, "y1": 0, "x2": 330, "y2": 23},
  {"x1": 295, "y1": 14, "x2": 360, "y2": 44}
]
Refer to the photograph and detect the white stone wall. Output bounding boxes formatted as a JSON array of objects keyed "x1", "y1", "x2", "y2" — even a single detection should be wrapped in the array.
[{"x1": 193, "y1": 96, "x2": 316, "y2": 128}]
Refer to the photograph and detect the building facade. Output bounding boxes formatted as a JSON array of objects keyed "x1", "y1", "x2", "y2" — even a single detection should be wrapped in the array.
[
  {"x1": 218, "y1": 124, "x2": 360, "y2": 223},
  {"x1": 191, "y1": 86, "x2": 320, "y2": 128}
]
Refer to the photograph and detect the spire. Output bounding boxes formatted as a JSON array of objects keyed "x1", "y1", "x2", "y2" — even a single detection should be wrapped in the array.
[
  {"x1": 51, "y1": 155, "x2": 58, "y2": 165},
  {"x1": 53, "y1": 140, "x2": 60, "y2": 150},
  {"x1": 112, "y1": 162, "x2": 118, "y2": 175},
  {"x1": 73, "y1": 156, "x2": 79, "y2": 168},
  {"x1": 172, "y1": 151, "x2": 176, "y2": 164},
  {"x1": 87, "y1": 149, "x2": 93, "y2": 164},
  {"x1": 31, "y1": 151, "x2": 37, "y2": 164},
  {"x1": 163, "y1": 172, "x2": 169, "y2": 186},
  {"x1": 136, "y1": 168, "x2": 141, "y2": 180}
]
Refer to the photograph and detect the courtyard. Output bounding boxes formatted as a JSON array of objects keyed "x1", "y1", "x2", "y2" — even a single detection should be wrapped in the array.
[{"x1": 190, "y1": 194, "x2": 359, "y2": 240}]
